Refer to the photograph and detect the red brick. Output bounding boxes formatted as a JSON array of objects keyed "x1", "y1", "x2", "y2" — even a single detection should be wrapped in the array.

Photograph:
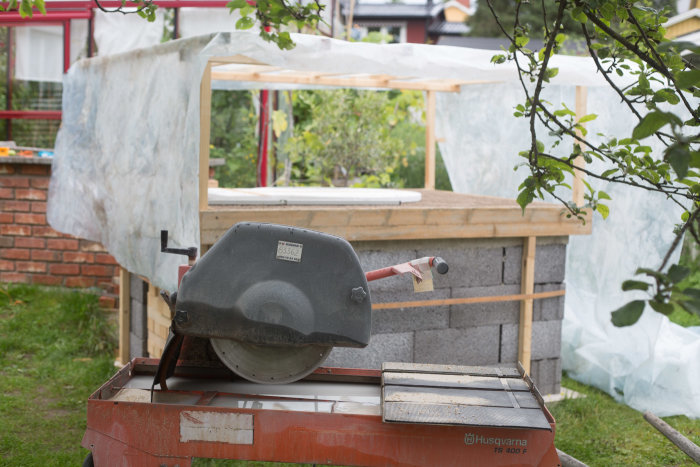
[
  {"x1": 47, "y1": 238, "x2": 79, "y2": 250},
  {"x1": 30, "y1": 178, "x2": 50, "y2": 189},
  {"x1": 0, "y1": 260, "x2": 14, "y2": 271},
  {"x1": 0, "y1": 225, "x2": 31, "y2": 236},
  {"x1": 21, "y1": 165, "x2": 50, "y2": 176},
  {"x1": 15, "y1": 237, "x2": 45, "y2": 249},
  {"x1": 95, "y1": 254, "x2": 118, "y2": 265},
  {"x1": 0, "y1": 272, "x2": 27, "y2": 282},
  {"x1": 0, "y1": 188, "x2": 12, "y2": 199},
  {"x1": 14, "y1": 213, "x2": 46, "y2": 225},
  {"x1": 15, "y1": 189, "x2": 46, "y2": 201},
  {"x1": 65, "y1": 276, "x2": 95, "y2": 288},
  {"x1": 33, "y1": 226, "x2": 61, "y2": 237},
  {"x1": 0, "y1": 176, "x2": 29, "y2": 188},
  {"x1": 0, "y1": 164, "x2": 15, "y2": 175},
  {"x1": 32, "y1": 275, "x2": 62, "y2": 286},
  {"x1": 82, "y1": 264, "x2": 114, "y2": 277},
  {"x1": 31, "y1": 201, "x2": 47, "y2": 213},
  {"x1": 49, "y1": 263, "x2": 80, "y2": 275},
  {"x1": 0, "y1": 213, "x2": 12, "y2": 223},
  {"x1": 63, "y1": 251, "x2": 94, "y2": 263},
  {"x1": 31, "y1": 250, "x2": 60, "y2": 261},
  {"x1": 0, "y1": 237, "x2": 13, "y2": 248},
  {"x1": 2, "y1": 200, "x2": 30, "y2": 212},
  {"x1": 0, "y1": 248, "x2": 30, "y2": 260},
  {"x1": 98, "y1": 296, "x2": 117, "y2": 309},
  {"x1": 16, "y1": 261, "x2": 46, "y2": 273}
]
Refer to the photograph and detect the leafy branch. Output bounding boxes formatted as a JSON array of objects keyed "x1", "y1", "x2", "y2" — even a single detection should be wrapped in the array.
[{"x1": 487, "y1": 0, "x2": 700, "y2": 326}]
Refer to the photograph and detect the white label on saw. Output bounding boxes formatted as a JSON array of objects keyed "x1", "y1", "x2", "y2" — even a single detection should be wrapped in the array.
[
  {"x1": 276, "y1": 241, "x2": 303, "y2": 262},
  {"x1": 180, "y1": 411, "x2": 253, "y2": 444}
]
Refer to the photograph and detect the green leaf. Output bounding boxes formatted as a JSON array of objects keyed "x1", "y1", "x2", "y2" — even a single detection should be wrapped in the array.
[
  {"x1": 649, "y1": 300, "x2": 674, "y2": 316},
  {"x1": 611, "y1": 300, "x2": 645, "y2": 326},
  {"x1": 516, "y1": 189, "x2": 534, "y2": 213},
  {"x1": 235, "y1": 16, "x2": 255, "y2": 30},
  {"x1": 666, "y1": 144, "x2": 690, "y2": 179},
  {"x1": 597, "y1": 203, "x2": 609, "y2": 219},
  {"x1": 675, "y1": 69, "x2": 700, "y2": 90},
  {"x1": 226, "y1": 0, "x2": 248, "y2": 10},
  {"x1": 571, "y1": 6, "x2": 587, "y2": 23},
  {"x1": 33, "y1": 0, "x2": 45, "y2": 14},
  {"x1": 621, "y1": 280, "x2": 650, "y2": 291},
  {"x1": 578, "y1": 114, "x2": 597, "y2": 124},
  {"x1": 632, "y1": 111, "x2": 678, "y2": 140},
  {"x1": 667, "y1": 264, "x2": 690, "y2": 283},
  {"x1": 598, "y1": 191, "x2": 611, "y2": 200}
]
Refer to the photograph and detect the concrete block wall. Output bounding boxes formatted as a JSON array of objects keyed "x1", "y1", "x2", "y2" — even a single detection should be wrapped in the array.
[
  {"x1": 0, "y1": 158, "x2": 120, "y2": 307},
  {"x1": 325, "y1": 237, "x2": 568, "y2": 395}
]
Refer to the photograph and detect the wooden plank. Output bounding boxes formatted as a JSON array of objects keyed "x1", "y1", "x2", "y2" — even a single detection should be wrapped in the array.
[
  {"x1": 572, "y1": 85, "x2": 587, "y2": 207},
  {"x1": 199, "y1": 62, "x2": 212, "y2": 212},
  {"x1": 518, "y1": 236, "x2": 536, "y2": 374},
  {"x1": 382, "y1": 402, "x2": 552, "y2": 430},
  {"x1": 371, "y1": 288, "x2": 565, "y2": 310},
  {"x1": 382, "y1": 372, "x2": 530, "y2": 392},
  {"x1": 382, "y1": 362, "x2": 520, "y2": 378},
  {"x1": 425, "y1": 90, "x2": 436, "y2": 189},
  {"x1": 118, "y1": 267, "x2": 130, "y2": 365}
]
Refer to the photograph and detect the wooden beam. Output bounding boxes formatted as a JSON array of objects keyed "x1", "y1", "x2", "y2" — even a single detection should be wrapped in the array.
[
  {"x1": 372, "y1": 288, "x2": 565, "y2": 310},
  {"x1": 199, "y1": 62, "x2": 212, "y2": 212},
  {"x1": 425, "y1": 90, "x2": 436, "y2": 189},
  {"x1": 518, "y1": 236, "x2": 536, "y2": 374},
  {"x1": 118, "y1": 267, "x2": 131, "y2": 365},
  {"x1": 572, "y1": 85, "x2": 588, "y2": 207}
]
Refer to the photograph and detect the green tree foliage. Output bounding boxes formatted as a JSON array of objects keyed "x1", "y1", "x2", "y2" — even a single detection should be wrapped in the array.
[
  {"x1": 282, "y1": 89, "x2": 421, "y2": 187},
  {"x1": 210, "y1": 90, "x2": 258, "y2": 187},
  {"x1": 487, "y1": 0, "x2": 700, "y2": 326}
]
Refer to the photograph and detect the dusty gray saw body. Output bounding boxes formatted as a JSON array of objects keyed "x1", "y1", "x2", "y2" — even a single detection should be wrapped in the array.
[{"x1": 170, "y1": 223, "x2": 371, "y2": 382}]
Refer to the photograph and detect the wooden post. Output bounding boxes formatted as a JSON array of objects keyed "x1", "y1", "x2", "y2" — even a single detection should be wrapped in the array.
[
  {"x1": 118, "y1": 267, "x2": 131, "y2": 365},
  {"x1": 199, "y1": 61, "x2": 212, "y2": 212},
  {"x1": 572, "y1": 85, "x2": 587, "y2": 207},
  {"x1": 424, "y1": 90, "x2": 436, "y2": 190},
  {"x1": 518, "y1": 236, "x2": 536, "y2": 374},
  {"x1": 345, "y1": 0, "x2": 355, "y2": 42}
]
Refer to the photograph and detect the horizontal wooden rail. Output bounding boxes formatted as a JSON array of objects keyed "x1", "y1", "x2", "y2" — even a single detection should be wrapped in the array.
[{"x1": 372, "y1": 289, "x2": 565, "y2": 310}]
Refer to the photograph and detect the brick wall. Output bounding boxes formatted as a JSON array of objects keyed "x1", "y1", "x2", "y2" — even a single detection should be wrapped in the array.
[
  {"x1": 0, "y1": 158, "x2": 120, "y2": 307},
  {"x1": 325, "y1": 237, "x2": 568, "y2": 395}
]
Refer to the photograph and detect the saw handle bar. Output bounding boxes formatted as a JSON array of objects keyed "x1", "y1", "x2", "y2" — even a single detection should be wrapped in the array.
[{"x1": 365, "y1": 256, "x2": 449, "y2": 282}]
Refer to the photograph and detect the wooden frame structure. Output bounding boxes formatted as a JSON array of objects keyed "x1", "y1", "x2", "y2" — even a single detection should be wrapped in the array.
[{"x1": 119, "y1": 56, "x2": 593, "y2": 378}]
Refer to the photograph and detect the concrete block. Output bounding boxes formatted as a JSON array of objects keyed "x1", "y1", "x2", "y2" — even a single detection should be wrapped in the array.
[
  {"x1": 535, "y1": 244, "x2": 567, "y2": 284},
  {"x1": 533, "y1": 283, "x2": 565, "y2": 322},
  {"x1": 372, "y1": 288, "x2": 450, "y2": 334},
  {"x1": 501, "y1": 320, "x2": 562, "y2": 363},
  {"x1": 354, "y1": 247, "x2": 418, "y2": 293},
  {"x1": 414, "y1": 326, "x2": 501, "y2": 366},
  {"x1": 450, "y1": 284, "x2": 520, "y2": 328},
  {"x1": 416, "y1": 245, "x2": 503, "y2": 289},
  {"x1": 530, "y1": 358, "x2": 562, "y2": 395},
  {"x1": 503, "y1": 242, "x2": 568, "y2": 285},
  {"x1": 130, "y1": 275, "x2": 147, "y2": 304},
  {"x1": 324, "y1": 332, "x2": 414, "y2": 369}
]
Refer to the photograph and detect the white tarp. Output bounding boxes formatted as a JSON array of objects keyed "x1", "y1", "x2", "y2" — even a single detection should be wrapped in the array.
[
  {"x1": 93, "y1": 9, "x2": 165, "y2": 56},
  {"x1": 48, "y1": 31, "x2": 699, "y2": 417}
]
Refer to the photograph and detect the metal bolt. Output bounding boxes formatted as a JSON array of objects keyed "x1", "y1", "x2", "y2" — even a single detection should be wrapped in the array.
[{"x1": 350, "y1": 287, "x2": 367, "y2": 303}]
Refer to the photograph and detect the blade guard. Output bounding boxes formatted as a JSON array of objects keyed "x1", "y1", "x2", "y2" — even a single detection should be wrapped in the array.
[{"x1": 173, "y1": 222, "x2": 372, "y2": 348}]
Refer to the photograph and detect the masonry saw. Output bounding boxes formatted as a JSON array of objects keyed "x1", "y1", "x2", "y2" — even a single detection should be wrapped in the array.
[{"x1": 152, "y1": 222, "x2": 448, "y2": 391}]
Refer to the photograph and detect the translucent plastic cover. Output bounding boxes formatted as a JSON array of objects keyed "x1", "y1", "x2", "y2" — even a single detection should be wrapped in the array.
[{"x1": 438, "y1": 82, "x2": 699, "y2": 418}]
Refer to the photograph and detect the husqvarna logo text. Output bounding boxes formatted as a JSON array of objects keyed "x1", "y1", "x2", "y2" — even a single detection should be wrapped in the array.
[{"x1": 464, "y1": 433, "x2": 528, "y2": 454}]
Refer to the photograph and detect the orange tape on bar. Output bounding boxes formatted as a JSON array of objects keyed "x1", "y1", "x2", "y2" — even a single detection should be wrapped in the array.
[{"x1": 372, "y1": 289, "x2": 566, "y2": 310}]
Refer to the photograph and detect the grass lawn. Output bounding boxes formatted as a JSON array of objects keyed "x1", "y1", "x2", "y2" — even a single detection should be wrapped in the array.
[{"x1": 1, "y1": 282, "x2": 699, "y2": 467}]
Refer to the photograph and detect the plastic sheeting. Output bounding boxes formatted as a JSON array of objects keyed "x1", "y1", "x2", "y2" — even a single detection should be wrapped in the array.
[
  {"x1": 93, "y1": 9, "x2": 165, "y2": 56},
  {"x1": 48, "y1": 31, "x2": 699, "y2": 416},
  {"x1": 437, "y1": 81, "x2": 700, "y2": 418}
]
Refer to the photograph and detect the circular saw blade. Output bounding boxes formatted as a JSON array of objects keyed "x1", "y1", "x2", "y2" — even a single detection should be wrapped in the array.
[{"x1": 210, "y1": 338, "x2": 332, "y2": 384}]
